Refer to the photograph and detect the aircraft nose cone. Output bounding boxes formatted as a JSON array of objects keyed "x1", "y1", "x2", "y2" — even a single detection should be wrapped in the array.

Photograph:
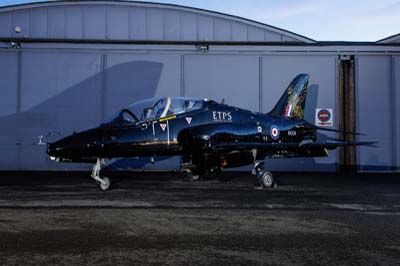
[
  {"x1": 46, "y1": 128, "x2": 105, "y2": 162},
  {"x1": 47, "y1": 138, "x2": 78, "y2": 162},
  {"x1": 47, "y1": 142, "x2": 60, "y2": 160}
]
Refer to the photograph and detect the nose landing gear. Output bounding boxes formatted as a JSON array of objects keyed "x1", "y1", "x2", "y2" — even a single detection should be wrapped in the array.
[{"x1": 91, "y1": 158, "x2": 111, "y2": 191}]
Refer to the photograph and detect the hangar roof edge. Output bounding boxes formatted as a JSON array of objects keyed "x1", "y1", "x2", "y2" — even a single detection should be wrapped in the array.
[
  {"x1": 0, "y1": 0, "x2": 316, "y2": 43},
  {"x1": 376, "y1": 33, "x2": 400, "y2": 44}
]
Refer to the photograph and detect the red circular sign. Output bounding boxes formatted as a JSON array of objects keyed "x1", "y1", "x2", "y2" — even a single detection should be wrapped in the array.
[{"x1": 318, "y1": 109, "x2": 331, "y2": 122}]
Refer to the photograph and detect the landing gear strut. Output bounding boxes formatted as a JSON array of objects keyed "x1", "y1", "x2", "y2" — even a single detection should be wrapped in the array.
[
  {"x1": 181, "y1": 168, "x2": 202, "y2": 182},
  {"x1": 180, "y1": 153, "x2": 204, "y2": 182},
  {"x1": 91, "y1": 158, "x2": 111, "y2": 191},
  {"x1": 252, "y1": 161, "x2": 276, "y2": 189}
]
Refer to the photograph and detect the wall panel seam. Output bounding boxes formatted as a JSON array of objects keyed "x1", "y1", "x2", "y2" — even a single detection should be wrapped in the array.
[
  {"x1": 392, "y1": 56, "x2": 397, "y2": 168},
  {"x1": 258, "y1": 56, "x2": 262, "y2": 112},
  {"x1": 82, "y1": 6, "x2": 86, "y2": 39},
  {"x1": 180, "y1": 55, "x2": 184, "y2": 96},
  {"x1": 17, "y1": 51, "x2": 22, "y2": 170},
  {"x1": 354, "y1": 56, "x2": 360, "y2": 170},
  {"x1": 64, "y1": 7, "x2": 67, "y2": 39},
  {"x1": 101, "y1": 54, "x2": 106, "y2": 122},
  {"x1": 335, "y1": 56, "x2": 339, "y2": 171}
]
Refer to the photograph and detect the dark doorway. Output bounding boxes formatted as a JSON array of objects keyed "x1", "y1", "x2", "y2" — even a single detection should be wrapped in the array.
[{"x1": 339, "y1": 55, "x2": 356, "y2": 172}]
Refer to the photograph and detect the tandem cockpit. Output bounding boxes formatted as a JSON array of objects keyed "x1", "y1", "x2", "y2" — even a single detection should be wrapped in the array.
[{"x1": 107, "y1": 97, "x2": 205, "y2": 126}]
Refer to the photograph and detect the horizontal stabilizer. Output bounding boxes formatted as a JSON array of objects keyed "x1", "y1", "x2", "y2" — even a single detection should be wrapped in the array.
[
  {"x1": 302, "y1": 141, "x2": 377, "y2": 150},
  {"x1": 212, "y1": 141, "x2": 377, "y2": 152},
  {"x1": 306, "y1": 123, "x2": 366, "y2": 136}
]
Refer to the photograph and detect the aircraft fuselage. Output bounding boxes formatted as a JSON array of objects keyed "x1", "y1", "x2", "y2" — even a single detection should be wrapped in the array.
[{"x1": 47, "y1": 101, "x2": 316, "y2": 168}]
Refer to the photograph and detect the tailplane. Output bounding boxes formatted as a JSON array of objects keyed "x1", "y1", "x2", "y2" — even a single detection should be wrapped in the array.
[{"x1": 268, "y1": 74, "x2": 309, "y2": 119}]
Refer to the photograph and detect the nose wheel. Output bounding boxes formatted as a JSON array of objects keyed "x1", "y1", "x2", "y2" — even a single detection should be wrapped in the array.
[
  {"x1": 91, "y1": 158, "x2": 111, "y2": 191},
  {"x1": 96, "y1": 176, "x2": 111, "y2": 191}
]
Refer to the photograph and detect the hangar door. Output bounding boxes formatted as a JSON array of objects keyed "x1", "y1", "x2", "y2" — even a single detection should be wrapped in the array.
[
  {"x1": 0, "y1": 52, "x2": 18, "y2": 170},
  {"x1": 0, "y1": 50, "x2": 103, "y2": 171},
  {"x1": 20, "y1": 51, "x2": 102, "y2": 170},
  {"x1": 104, "y1": 53, "x2": 182, "y2": 171},
  {"x1": 184, "y1": 54, "x2": 338, "y2": 172},
  {"x1": 183, "y1": 55, "x2": 260, "y2": 112},
  {"x1": 261, "y1": 55, "x2": 338, "y2": 171},
  {"x1": 356, "y1": 56, "x2": 399, "y2": 171}
]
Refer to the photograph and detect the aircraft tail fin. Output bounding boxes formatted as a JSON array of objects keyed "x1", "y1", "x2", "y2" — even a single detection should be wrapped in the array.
[{"x1": 268, "y1": 74, "x2": 309, "y2": 119}]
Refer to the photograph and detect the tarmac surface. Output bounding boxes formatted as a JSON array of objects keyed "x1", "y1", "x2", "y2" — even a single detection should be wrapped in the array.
[{"x1": 0, "y1": 171, "x2": 400, "y2": 265}]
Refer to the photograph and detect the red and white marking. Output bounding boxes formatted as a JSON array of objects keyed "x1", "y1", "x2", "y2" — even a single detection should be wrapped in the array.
[
  {"x1": 185, "y1": 117, "x2": 192, "y2": 125},
  {"x1": 160, "y1": 123, "x2": 167, "y2": 131},
  {"x1": 285, "y1": 104, "x2": 293, "y2": 117}
]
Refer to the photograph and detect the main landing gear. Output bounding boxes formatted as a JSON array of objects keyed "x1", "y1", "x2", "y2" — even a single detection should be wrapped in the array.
[
  {"x1": 91, "y1": 158, "x2": 111, "y2": 191},
  {"x1": 181, "y1": 168, "x2": 202, "y2": 182},
  {"x1": 252, "y1": 161, "x2": 276, "y2": 189},
  {"x1": 180, "y1": 153, "x2": 205, "y2": 182},
  {"x1": 180, "y1": 154, "x2": 221, "y2": 182}
]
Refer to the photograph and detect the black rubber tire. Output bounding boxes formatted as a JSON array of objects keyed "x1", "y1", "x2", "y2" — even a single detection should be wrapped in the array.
[
  {"x1": 260, "y1": 171, "x2": 274, "y2": 188},
  {"x1": 182, "y1": 170, "x2": 200, "y2": 182},
  {"x1": 97, "y1": 176, "x2": 111, "y2": 191}
]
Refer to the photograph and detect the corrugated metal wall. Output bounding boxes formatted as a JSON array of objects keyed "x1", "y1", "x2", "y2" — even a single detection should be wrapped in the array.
[{"x1": 0, "y1": 2, "x2": 309, "y2": 42}]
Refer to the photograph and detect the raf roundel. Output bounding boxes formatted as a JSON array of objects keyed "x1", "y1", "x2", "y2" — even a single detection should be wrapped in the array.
[{"x1": 270, "y1": 125, "x2": 280, "y2": 140}]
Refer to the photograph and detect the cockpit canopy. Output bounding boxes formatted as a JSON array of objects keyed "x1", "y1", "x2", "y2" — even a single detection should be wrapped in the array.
[{"x1": 108, "y1": 97, "x2": 205, "y2": 125}]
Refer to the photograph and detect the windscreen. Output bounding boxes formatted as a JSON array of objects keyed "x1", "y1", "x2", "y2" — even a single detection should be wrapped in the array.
[{"x1": 107, "y1": 97, "x2": 204, "y2": 125}]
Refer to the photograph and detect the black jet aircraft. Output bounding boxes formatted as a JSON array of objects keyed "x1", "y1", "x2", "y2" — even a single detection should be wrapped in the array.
[{"x1": 47, "y1": 74, "x2": 373, "y2": 191}]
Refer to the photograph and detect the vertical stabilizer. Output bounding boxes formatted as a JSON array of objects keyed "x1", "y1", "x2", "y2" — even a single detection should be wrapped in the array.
[{"x1": 268, "y1": 74, "x2": 309, "y2": 119}]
